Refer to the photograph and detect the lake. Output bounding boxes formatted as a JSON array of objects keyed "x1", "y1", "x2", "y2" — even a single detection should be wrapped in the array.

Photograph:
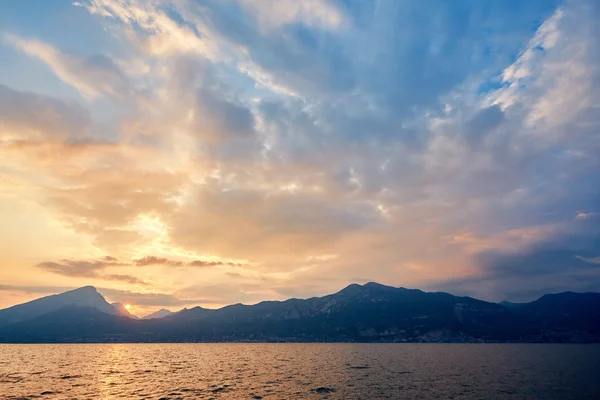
[{"x1": 1, "y1": 344, "x2": 599, "y2": 399}]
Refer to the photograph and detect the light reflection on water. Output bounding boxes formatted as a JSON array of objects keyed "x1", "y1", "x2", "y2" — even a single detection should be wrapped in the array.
[{"x1": 1, "y1": 343, "x2": 599, "y2": 399}]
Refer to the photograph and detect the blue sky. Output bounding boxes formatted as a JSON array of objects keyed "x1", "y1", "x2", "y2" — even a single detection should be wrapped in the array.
[{"x1": 0, "y1": 0, "x2": 598, "y2": 313}]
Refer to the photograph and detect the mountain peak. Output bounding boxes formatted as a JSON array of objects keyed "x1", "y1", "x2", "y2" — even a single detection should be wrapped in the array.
[
  {"x1": 0, "y1": 285, "x2": 115, "y2": 327},
  {"x1": 363, "y1": 282, "x2": 394, "y2": 289},
  {"x1": 333, "y1": 282, "x2": 404, "y2": 300},
  {"x1": 336, "y1": 283, "x2": 362, "y2": 294},
  {"x1": 141, "y1": 308, "x2": 173, "y2": 320},
  {"x1": 71, "y1": 286, "x2": 98, "y2": 293},
  {"x1": 536, "y1": 291, "x2": 598, "y2": 302},
  {"x1": 345, "y1": 283, "x2": 362, "y2": 289}
]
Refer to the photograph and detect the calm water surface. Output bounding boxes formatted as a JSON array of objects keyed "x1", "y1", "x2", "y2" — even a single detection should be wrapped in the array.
[{"x1": 1, "y1": 344, "x2": 599, "y2": 399}]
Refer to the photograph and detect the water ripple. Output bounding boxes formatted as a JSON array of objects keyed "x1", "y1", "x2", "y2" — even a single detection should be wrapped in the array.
[{"x1": 0, "y1": 344, "x2": 599, "y2": 399}]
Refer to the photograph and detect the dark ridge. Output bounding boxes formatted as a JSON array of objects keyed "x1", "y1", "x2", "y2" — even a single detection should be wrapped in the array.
[
  {"x1": 1, "y1": 284, "x2": 599, "y2": 343},
  {"x1": 0, "y1": 285, "x2": 116, "y2": 327}
]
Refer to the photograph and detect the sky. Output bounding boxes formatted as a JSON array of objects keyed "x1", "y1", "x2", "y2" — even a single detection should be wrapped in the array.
[{"x1": 0, "y1": 0, "x2": 599, "y2": 316}]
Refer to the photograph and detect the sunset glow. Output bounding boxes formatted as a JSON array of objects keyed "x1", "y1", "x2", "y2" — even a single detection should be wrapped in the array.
[{"x1": 0, "y1": 0, "x2": 598, "y2": 315}]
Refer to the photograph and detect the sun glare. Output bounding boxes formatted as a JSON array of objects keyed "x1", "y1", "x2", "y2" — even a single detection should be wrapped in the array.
[{"x1": 125, "y1": 304, "x2": 131, "y2": 310}]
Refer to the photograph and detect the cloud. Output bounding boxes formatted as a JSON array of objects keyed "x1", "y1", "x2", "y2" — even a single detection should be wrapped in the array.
[
  {"x1": 103, "y1": 274, "x2": 146, "y2": 285},
  {"x1": 31, "y1": 256, "x2": 248, "y2": 286},
  {"x1": 189, "y1": 260, "x2": 243, "y2": 267},
  {"x1": 430, "y1": 214, "x2": 600, "y2": 301},
  {"x1": 169, "y1": 182, "x2": 380, "y2": 260},
  {"x1": 239, "y1": 0, "x2": 344, "y2": 31},
  {"x1": 35, "y1": 255, "x2": 241, "y2": 284},
  {"x1": 37, "y1": 259, "x2": 110, "y2": 277},
  {"x1": 132, "y1": 256, "x2": 184, "y2": 266},
  {"x1": 40, "y1": 169, "x2": 187, "y2": 251},
  {"x1": 5, "y1": 34, "x2": 135, "y2": 100},
  {"x1": 464, "y1": 105, "x2": 506, "y2": 145},
  {"x1": 36, "y1": 258, "x2": 147, "y2": 285},
  {"x1": 194, "y1": 87, "x2": 256, "y2": 139},
  {"x1": 132, "y1": 256, "x2": 241, "y2": 267},
  {"x1": 0, "y1": 285, "x2": 76, "y2": 295},
  {"x1": 490, "y1": 2, "x2": 600, "y2": 136},
  {"x1": 79, "y1": 0, "x2": 218, "y2": 58},
  {"x1": 576, "y1": 256, "x2": 600, "y2": 265},
  {"x1": 0, "y1": 84, "x2": 91, "y2": 141},
  {"x1": 1, "y1": 0, "x2": 599, "y2": 306}
]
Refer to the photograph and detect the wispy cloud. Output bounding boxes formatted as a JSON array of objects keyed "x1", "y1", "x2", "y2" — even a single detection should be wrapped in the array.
[
  {"x1": 239, "y1": 0, "x2": 344, "y2": 31},
  {"x1": 4, "y1": 34, "x2": 135, "y2": 100},
  {"x1": 132, "y1": 256, "x2": 243, "y2": 267},
  {"x1": 36, "y1": 255, "x2": 243, "y2": 283},
  {"x1": 37, "y1": 259, "x2": 147, "y2": 285}
]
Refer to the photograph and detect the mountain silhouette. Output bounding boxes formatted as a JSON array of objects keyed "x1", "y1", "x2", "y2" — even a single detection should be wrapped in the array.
[
  {"x1": 0, "y1": 283, "x2": 598, "y2": 343},
  {"x1": 141, "y1": 309, "x2": 173, "y2": 319},
  {"x1": 0, "y1": 286, "x2": 117, "y2": 327},
  {"x1": 512, "y1": 292, "x2": 600, "y2": 335},
  {"x1": 111, "y1": 302, "x2": 139, "y2": 319}
]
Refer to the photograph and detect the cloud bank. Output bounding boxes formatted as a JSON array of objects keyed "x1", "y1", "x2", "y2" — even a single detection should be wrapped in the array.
[{"x1": 0, "y1": 0, "x2": 598, "y2": 310}]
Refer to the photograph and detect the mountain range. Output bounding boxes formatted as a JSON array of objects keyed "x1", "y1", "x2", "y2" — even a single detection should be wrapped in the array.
[
  {"x1": 141, "y1": 308, "x2": 174, "y2": 320},
  {"x1": 1, "y1": 283, "x2": 599, "y2": 343}
]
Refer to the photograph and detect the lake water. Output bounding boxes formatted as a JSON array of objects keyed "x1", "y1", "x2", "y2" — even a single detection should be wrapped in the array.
[{"x1": 1, "y1": 344, "x2": 599, "y2": 399}]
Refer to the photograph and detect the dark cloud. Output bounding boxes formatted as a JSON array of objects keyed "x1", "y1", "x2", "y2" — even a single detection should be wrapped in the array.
[
  {"x1": 37, "y1": 260, "x2": 112, "y2": 277},
  {"x1": 132, "y1": 256, "x2": 242, "y2": 268},
  {"x1": 35, "y1": 255, "x2": 238, "y2": 284},
  {"x1": 429, "y1": 215, "x2": 600, "y2": 301},
  {"x1": 103, "y1": 274, "x2": 147, "y2": 285},
  {"x1": 36, "y1": 259, "x2": 146, "y2": 285},
  {"x1": 464, "y1": 105, "x2": 505, "y2": 145},
  {"x1": 133, "y1": 256, "x2": 184, "y2": 267},
  {"x1": 478, "y1": 215, "x2": 600, "y2": 276},
  {"x1": 188, "y1": 260, "x2": 241, "y2": 267}
]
